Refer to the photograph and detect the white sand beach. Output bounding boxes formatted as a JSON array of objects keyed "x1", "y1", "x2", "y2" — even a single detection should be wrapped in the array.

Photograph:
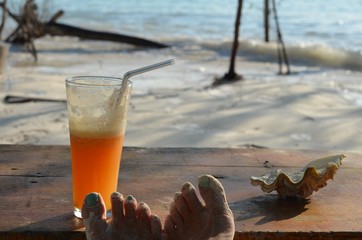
[{"x1": 1, "y1": 37, "x2": 362, "y2": 154}]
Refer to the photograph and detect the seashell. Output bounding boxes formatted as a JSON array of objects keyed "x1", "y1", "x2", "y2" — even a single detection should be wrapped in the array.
[{"x1": 250, "y1": 154, "x2": 345, "y2": 198}]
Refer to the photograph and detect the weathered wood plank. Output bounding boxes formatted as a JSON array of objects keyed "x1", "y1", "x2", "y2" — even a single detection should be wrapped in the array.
[{"x1": 0, "y1": 145, "x2": 361, "y2": 239}]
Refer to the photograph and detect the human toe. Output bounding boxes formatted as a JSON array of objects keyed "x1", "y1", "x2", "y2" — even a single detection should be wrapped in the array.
[
  {"x1": 124, "y1": 195, "x2": 138, "y2": 225},
  {"x1": 180, "y1": 182, "x2": 203, "y2": 214},
  {"x1": 198, "y1": 175, "x2": 235, "y2": 239},
  {"x1": 82, "y1": 192, "x2": 108, "y2": 240},
  {"x1": 164, "y1": 214, "x2": 178, "y2": 240},
  {"x1": 150, "y1": 214, "x2": 163, "y2": 239},
  {"x1": 136, "y1": 202, "x2": 152, "y2": 228},
  {"x1": 110, "y1": 192, "x2": 125, "y2": 227},
  {"x1": 169, "y1": 201, "x2": 184, "y2": 229},
  {"x1": 198, "y1": 175, "x2": 229, "y2": 211},
  {"x1": 173, "y1": 192, "x2": 191, "y2": 220},
  {"x1": 136, "y1": 202, "x2": 163, "y2": 239}
]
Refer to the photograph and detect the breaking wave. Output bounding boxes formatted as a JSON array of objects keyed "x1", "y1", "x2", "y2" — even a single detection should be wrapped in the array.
[{"x1": 167, "y1": 37, "x2": 362, "y2": 71}]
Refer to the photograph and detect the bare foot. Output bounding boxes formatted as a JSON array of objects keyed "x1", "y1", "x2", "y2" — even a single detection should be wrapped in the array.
[
  {"x1": 164, "y1": 175, "x2": 235, "y2": 240},
  {"x1": 82, "y1": 192, "x2": 163, "y2": 240}
]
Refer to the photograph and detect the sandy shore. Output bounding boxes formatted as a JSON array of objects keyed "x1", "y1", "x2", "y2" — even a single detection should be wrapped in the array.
[{"x1": 1, "y1": 37, "x2": 362, "y2": 154}]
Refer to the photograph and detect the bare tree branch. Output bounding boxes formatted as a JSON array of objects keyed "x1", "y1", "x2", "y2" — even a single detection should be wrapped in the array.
[{"x1": 49, "y1": 10, "x2": 63, "y2": 23}]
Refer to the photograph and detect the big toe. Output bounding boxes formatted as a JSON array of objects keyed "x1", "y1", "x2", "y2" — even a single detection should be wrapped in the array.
[
  {"x1": 198, "y1": 175, "x2": 229, "y2": 213},
  {"x1": 82, "y1": 192, "x2": 108, "y2": 240},
  {"x1": 198, "y1": 175, "x2": 235, "y2": 239}
]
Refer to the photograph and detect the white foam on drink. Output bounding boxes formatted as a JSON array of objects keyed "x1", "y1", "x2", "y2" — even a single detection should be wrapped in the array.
[
  {"x1": 67, "y1": 81, "x2": 131, "y2": 139},
  {"x1": 69, "y1": 109, "x2": 127, "y2": 138}
]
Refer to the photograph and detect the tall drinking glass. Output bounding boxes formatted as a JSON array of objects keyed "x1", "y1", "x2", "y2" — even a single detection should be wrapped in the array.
[{"x1": 65, "y1": 76, "x2": 132, "y2": 218}]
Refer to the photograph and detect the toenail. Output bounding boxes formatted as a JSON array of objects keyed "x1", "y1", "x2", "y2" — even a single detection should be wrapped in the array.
[
  {"x1": 126, "y1": 195, "x2": 134, "y2": 202},
  {"x1": 111, "y1": 192, "x2": 121, "y2": 198},
  {"x1": 174, "y1": 192, "x2": 181, "y2": 200},
  {"x1": 199, "y1": 175, "x2": 210, "y2": 188},
  {"x1": 182, "y1": 182, "x2": 192, "y2": 191},
  {"x1": 85, "y1": 192, "x2": 99, "y2": 207}
]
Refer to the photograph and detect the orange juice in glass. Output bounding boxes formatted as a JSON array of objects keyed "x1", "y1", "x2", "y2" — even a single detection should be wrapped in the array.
[{"x1": 65, "y1": 76, "x2": 132, "y2": 218}]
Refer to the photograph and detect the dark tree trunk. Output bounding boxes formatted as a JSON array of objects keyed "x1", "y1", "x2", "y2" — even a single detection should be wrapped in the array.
[
  {"x1": 213, "y1": 0, "x2": 243, "y2": 87},
  {"x1": 0, "y1": 0, "x2": 7, "y2": 39},
  {"x1": 227, "y1": 0, "x2": 243, "y2": 78},
  {"x1": 264, "y1": 0, "x2": 269, "y2": 42},
  {"x1": 272, "y1": 0, "x2": 290, "y2": 74}
]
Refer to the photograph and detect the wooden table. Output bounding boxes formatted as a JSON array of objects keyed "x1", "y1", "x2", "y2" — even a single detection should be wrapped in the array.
[{"x1": 0, "y1": 145, "x2": 361, "y2": 240}]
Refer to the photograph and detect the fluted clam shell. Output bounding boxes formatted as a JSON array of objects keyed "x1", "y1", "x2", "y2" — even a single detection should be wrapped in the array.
[{"x1": 250, "y1": 154, "x2": 345, "y2": 198}]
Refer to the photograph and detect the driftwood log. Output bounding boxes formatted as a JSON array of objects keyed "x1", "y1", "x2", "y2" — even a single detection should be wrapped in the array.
[
  {"x1": 0, "y1": 0, "x2": 168, "y2": 61},
  {"x1": 45, "y1": 22, "x2": 168, "y2": 48}
]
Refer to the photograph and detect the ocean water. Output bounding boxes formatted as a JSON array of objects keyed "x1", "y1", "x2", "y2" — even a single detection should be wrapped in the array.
[{"x1": 7, "y1": 0, "x2": 362, "y2": 70}]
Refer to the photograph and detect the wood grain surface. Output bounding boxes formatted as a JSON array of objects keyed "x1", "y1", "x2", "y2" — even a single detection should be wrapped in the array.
[{"x1": 0, "y1": 145, "x2": 361, "y2": 239}]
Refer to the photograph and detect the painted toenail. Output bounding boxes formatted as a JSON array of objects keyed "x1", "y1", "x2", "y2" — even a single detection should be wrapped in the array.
[
  {"x1": 126, "y1": 195, "x2": 134, "y2": 202},
  {"x1": 199, "y1": 175, "x2": 210, "y2": 188},
  {"x1": 85, "y1": 192, "x2": 99, "y2": 207}
]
